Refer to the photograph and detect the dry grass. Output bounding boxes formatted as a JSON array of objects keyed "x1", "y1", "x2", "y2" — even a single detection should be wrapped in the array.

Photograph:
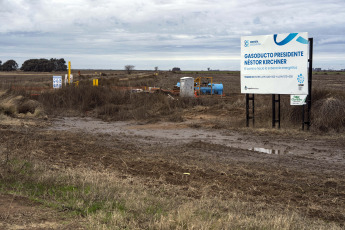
[
  {"x1": 1, "y1": 70, "x2": 345, "y2": 132},
  {"x1": 0, "y1": 91, "x2": 43, "y2": 117},
  {"x1": 36, "y1": 85, "x2": 222, "y2": 122},
  {"x1": 312, "y1": 97, "x2": 345, "y2": 132},
  {"x1": 0, "y1": 160, "x2": 342, "y2": 230}
]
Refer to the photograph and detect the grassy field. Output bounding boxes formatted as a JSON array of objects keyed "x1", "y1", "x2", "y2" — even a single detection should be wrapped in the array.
[{"x1": 0, "y1": 70, "x2": 344, "y2": 229}]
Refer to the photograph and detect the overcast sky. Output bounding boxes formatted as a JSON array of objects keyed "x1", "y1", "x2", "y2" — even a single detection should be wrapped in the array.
[{"x1": 1, "y1": 0, "x2": 345, "y2": 70}]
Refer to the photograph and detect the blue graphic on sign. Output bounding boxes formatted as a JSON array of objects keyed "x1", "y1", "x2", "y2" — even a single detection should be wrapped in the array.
[
  {"x1": 297, "y1": 74, "x2": 304, "y2": 84},
  {"x1": 244, "y1": 40, "x2": 249, "y2": 47},
  {"x1": 296, "y1": 36, "x2": 308, "y2": 44},
  {"x1": 274, "y1": 33, "x2": 308, "y2": 46}
]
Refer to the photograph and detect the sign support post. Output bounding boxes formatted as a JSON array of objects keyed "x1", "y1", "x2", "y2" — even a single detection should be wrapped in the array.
[
  {"x1": 246, "y1": 94, "x2": 255, "y2": 127},
  {"x1": 302, "y1": 38, "x2": 313, "y2": 130},
  {"x1": 272, "y1": 94, "x2": 281, "y2": 128}
]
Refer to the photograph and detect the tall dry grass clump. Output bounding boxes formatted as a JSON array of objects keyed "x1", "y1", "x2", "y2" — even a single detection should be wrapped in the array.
[
  {"x1": 312, "y1": 97, "x2": 345, "y2": 132},
  {"x1": 309, "y1": 88, "x2": 345, "y2": 132},
  {"x1": 0, "y1": 90, "x2": 43, "y2": 117}
]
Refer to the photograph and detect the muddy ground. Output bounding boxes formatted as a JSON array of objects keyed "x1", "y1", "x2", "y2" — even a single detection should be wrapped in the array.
[
  {"x1": 1, "y1": 70, "x2": 344, "y2": 228},
  {"x1": 0, "y1": 115, "x2": 344, "y2": 228}
]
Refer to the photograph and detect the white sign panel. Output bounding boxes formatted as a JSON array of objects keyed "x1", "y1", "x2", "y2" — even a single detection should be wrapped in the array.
[
  {"x1": 241, "y1": 32, "x2": 309, "y2": 94},
  {"x1": 290, "y1": 95, "x2": 307, "y2": 105},
  {"x1": 64, "y1": 74, "x2": 73, "y2": 85},
  {"x1": 53, "y1": 76, "x2": 62, "y2": 89}
]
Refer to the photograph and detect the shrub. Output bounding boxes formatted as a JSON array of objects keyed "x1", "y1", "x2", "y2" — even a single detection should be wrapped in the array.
[{"x1": 312, "y1": 97, "x2": 345, "y2": 132}]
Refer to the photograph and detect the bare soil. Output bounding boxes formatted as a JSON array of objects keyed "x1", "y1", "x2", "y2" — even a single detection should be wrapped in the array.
[{"x1": 1, "y1": 115, "x2": 344, "y2": 228}]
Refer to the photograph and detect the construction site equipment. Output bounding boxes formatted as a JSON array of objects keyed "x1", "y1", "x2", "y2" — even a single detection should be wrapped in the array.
[
  {"x1": 177, "y1": 77, "x2": 224, "y2": 96},
  {"x1": 198, "y1": 83, "x2": 223, "y2": 95},
  {"x1": 180, "y1": 77, "x2": 194, "y2": 97},
  {"x1": 194, "y1": 77, "x2": 223, "y2": 95}
]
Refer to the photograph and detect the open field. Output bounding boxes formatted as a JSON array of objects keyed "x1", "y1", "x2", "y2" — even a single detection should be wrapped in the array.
[
  {"x1": 0, "y1": 70, "x2": 344, "y2": 229},
  {"x1": 1, "y1": 70, "x2": 345, "y2": 92}
]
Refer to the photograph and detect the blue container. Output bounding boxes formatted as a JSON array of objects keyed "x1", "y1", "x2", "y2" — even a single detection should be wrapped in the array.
[
  {"x1": 176, "y1": 82, "x2": 223, "y2": 95},
  {"x1": 199, "y1": 83, "x2": 223, "y2": 95}
]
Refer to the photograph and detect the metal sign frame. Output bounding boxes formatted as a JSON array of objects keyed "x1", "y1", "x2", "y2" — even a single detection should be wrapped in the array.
[
  {"x1": 246, "y1": 94, "x2": 255, "y2": 127},
  {"x1": 302, "y1": 38, "x2": 313, "y2": 130},
  {"x1": 243, "y1": 36, "x2": 313, "y2": 129},
  {"x1": 272, "y1": 94, "x2": 281, "y2": 129}
]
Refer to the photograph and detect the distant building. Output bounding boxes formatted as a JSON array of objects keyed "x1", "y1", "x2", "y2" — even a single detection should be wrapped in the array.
[
  {"x1": 313, "y1": 68, "x2": 322, "y2": 72},
  {"x1": 172, "y1": 67, "x2": 181, "y2": 73}
]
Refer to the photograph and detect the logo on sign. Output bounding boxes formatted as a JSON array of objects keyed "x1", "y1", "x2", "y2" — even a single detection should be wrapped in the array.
[
  {"x1": 274, "y1": 33, "x2": 308, "y2": 46},
  {"x1": 244, "y1": 40, "x2": 249, "y2": 47},
  {"x1": 244, "y1": 40, "x2": 261, "y2": 47},
  {"x1": 297, "y1": 74, "x2": 304, "y2": 84}
]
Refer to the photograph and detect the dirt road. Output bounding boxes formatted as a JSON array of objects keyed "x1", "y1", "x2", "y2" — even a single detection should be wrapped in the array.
[{"x1": 51, "y1": 117, "x2": 345, "y2": 174}]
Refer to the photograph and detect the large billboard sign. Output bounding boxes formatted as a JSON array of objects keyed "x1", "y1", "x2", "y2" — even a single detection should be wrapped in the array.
[{"x1": 241, "y1": 32, "x2": 309, "y2": 94}]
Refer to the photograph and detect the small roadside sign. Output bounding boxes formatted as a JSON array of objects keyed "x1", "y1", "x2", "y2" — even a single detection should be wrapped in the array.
[
  {"x1": 290, "y1": 95, "x2": 307, "y2": 105},
  {"x1": 53, "y1": 76, "x2": 62, "y2": 89}
]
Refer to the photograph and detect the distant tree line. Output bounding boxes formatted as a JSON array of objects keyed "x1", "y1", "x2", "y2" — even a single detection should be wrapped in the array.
[
  {"x1": 0, "y1": 59, "x2": 18, "y2": 71},
  {"x1": 21, "y1": 58, "x2": 67, "y2": 72},
  {"x1": 0, "y1": 58, "x2": 67, "y2": 72}
]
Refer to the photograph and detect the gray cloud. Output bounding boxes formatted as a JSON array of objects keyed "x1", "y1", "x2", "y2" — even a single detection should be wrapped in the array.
[{"x1": 0, "y1": 0, "x2": 345, "y2": 70}]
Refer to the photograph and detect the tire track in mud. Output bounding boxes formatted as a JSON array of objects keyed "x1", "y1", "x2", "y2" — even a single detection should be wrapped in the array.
[{"x1": 50, "y1": 117, "x2": 345, "y2": 168}]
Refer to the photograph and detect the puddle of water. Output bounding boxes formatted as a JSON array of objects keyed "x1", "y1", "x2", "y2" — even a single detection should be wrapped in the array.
[{"x1": 250, "y1": 147, "x2": 281, "y2": 154}]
